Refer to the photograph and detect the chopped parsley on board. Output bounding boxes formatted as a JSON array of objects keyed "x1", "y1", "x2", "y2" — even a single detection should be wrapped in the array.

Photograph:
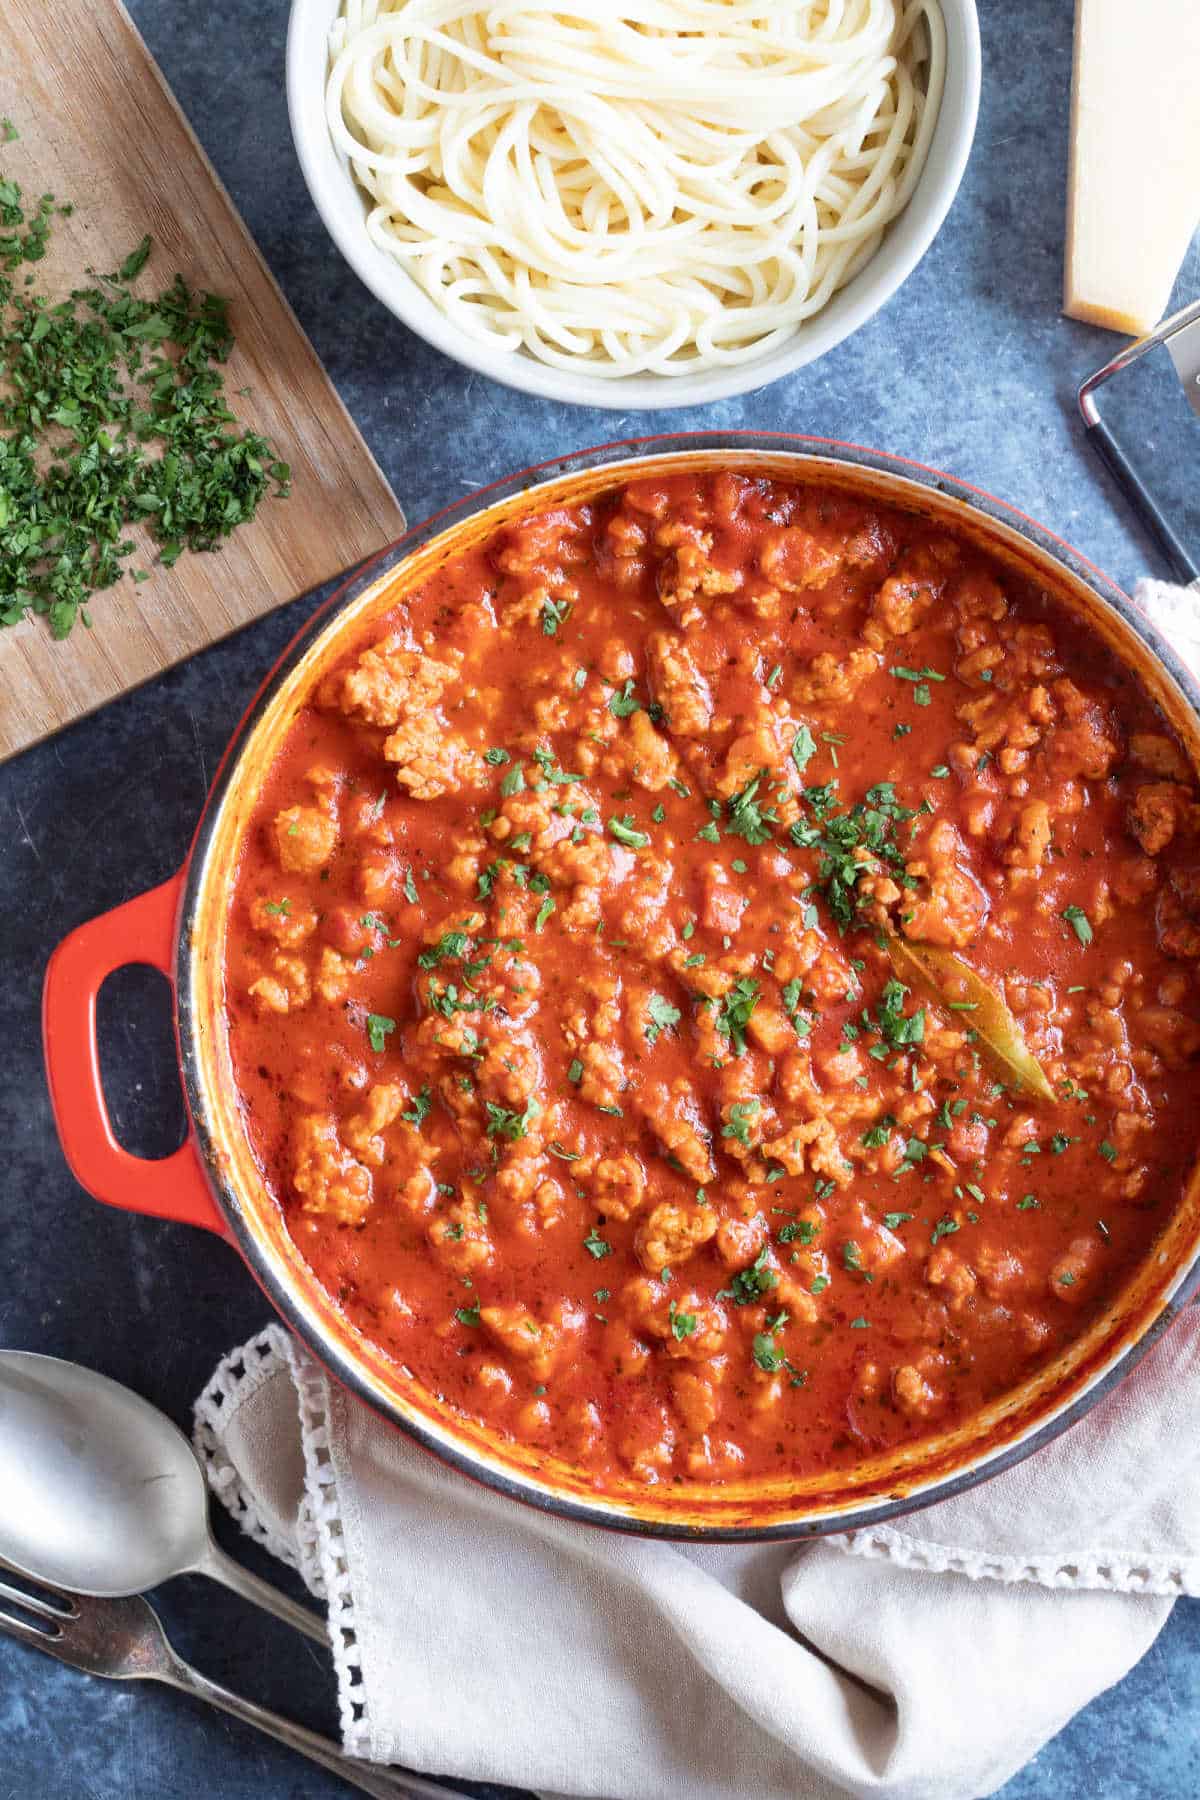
[{"x1": 0, "y1": 174, "x2": 289, "y2": 638}]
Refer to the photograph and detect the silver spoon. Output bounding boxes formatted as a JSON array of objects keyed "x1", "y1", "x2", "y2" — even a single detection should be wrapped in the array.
[{"x1": 0, "y1": 1350, "x2": 326, "y2": 1645}]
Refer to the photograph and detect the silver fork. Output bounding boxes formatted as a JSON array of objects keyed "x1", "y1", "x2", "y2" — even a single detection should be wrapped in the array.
[{"x1": 0, "y1": 1564, "x2": 457, "y2": 1800}]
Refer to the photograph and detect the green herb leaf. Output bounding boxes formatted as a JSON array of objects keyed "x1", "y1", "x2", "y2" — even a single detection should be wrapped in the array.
[
  {"x1": 645, "y1": 993, "x2": 682, "y2": 1045},
  {"x1": 485, "y1": 1098, "x2": 540, "y2": 1140},
  {"x1": 716, "y1": 977, "x2": 760, "y2": 1057},
  {"x1": 608, "y1": 679, "x2": 641, "y2": 718},
  {"x1": 608, "y1": 815, "x2": 649, "y2": 849},
  {"x1": 402, "y1": 1085, "x2": 432, "y2": 1128},
  {"x1": 1061, "y1": 904, "x2": 1093, "y2": 946},
  {"x1": 0, "y1": 194, "x2": 287, "y2": 638},
  {"x1": 721, "y1": 1246, "x2": 779, "y2": 1305},
  {"x1": 791, "y1": 725, "x2": 817, "y2": 775},
  {"x1": 366, "y1": 1013, "x2": 396, "y2": 1053},
  {"x1": 669, "y1": 1300, "x2": 698, "y2": 1341},
  {"x1": 541, "y1": 595, "x2": 572, "y2": 636}
]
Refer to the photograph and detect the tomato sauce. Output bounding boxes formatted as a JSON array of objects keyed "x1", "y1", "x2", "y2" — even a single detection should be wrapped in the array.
[{"x1": 223, "y1": 471, "x2": 1200, "y2": 1492}]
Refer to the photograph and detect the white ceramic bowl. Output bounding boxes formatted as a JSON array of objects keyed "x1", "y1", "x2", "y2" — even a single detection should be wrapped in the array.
[{"x1": 285, "y1": 1, "x2": 982, "y2": 411}]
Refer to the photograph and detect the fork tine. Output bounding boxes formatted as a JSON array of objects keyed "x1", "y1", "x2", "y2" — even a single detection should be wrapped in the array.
[
  {"x1": 0, "y1": 1599, "x2": 63, "y2": 1644},
  {"x1": 0, "y1": 1567, "x2": 76, "y2": 1624}
]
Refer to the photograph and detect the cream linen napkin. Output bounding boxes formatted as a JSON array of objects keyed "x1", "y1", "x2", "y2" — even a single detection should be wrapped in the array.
[{"x1": 195, "y1": 576, "x2": 1200, "y2": 1800}]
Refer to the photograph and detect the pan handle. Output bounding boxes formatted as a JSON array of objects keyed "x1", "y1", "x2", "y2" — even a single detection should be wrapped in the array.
[{"x1": 42, "y1": 875, "x2": 225, "y2": 1236}]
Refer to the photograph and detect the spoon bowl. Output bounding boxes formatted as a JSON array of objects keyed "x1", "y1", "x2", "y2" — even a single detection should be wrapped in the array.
[{"x1": 0, "y1": 1351, "x2": 325, "y2": 1643}]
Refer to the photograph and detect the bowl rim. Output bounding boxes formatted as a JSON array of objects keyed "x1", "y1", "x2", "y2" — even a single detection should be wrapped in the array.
[
  {"x1": 175, "y1": 429, "x2": 1200, "y2": 1542},
  {"x1": 284, "y1": 0, "x2": 983, "y2": 411}
]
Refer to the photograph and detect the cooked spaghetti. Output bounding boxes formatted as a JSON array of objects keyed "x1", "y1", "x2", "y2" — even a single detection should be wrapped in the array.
[{"x1": 326, "y1": 1, "x2": 945, "y2": 377}]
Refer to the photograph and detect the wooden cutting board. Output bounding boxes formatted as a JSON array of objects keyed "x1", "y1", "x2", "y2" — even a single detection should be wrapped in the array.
[{"x1": 0, "y1": 0, "x2": 405, "y2": 762}]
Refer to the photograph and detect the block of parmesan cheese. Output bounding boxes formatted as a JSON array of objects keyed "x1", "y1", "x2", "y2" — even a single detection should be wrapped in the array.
[{"x1": 1065, "y1": 0, "x2": 1200, "y2": 336}]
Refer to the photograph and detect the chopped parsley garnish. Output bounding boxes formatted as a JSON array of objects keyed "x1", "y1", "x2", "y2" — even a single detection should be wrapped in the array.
[
  {"x1": 365, "y1": 1013, "x2": 396, "y2": 1053},
  {"x1": 791, "y1": 725, "x2": 817, "y2": 775},
  {"x1": 929, "y1": 1216, "x2": 960, "y2": 1245},
  {"x1": 263, "y1": 899, "x2": 291, "y2": 917},
  {"x1": 875, "y1": 978, "x2": 925, "y2": 1048},
  {"x1": 898, "y1": 1136, "x2": 929, "y2": 1173},
  {"x1": 778, "y1": 1219, "x2": 818, "y2": 1245},
  {"x1": 484, "y1": 747, "x2": 510, "y2": 765},
  {"x1": 716, "y1": 977, "x2": 760, "y2": 1056},
  {"x1": 726, "y1": 773, "x2": 778, "y2": 845},
  {"x1": 534, "y1": 894, "x2": 556, "y2": 932},
  {"x1": 883, "y1": 1211, "x2": 913, "y2": 1230},
  {"x1": 608, "y1": 814, "x2": 649, "y2": 849},
  {"x1": 402, "y1": 1085, "x2": 432, "y2": 1128},
  {"x1": 721, "y1": 1098, "x2": 760, "y2": 1145},
  {"x1": 841, "y1": 1241, "x2": 873, "y2": 1280},
  {"x1": 403, "y1": 867, "x2": 420, "y2": 905},
  {"x1": 1099, "y1": 1140, "x2": 1117, "y2": 1163},
  {"x1": 752, "y1": 1331, "x2": 786, "y2": 1372},
  {"x1": 1061, "y1": 905, "x2": 1093, "y2": 946},
  {"x1": 418, "y1": 929, "x2": 470, "y2": 969},
  {"x1": 532, "y1": 747, "x2": 580, "y2": 786},
  {"x1": 541, "y1": 595, "x2": 572, "y2": 636},
  {"x1": 721, "y1": 1246, "x2": 779, "y2": 1305},
  {"x1": 455, "y1": 1304, "x2": 481, "y2": 1328},
  {"x1": 781, "y1": 977, "x2": 812, "y2": 1038},
  {"x1": 668, "y1": 1300, "x2": 698, "y2": 1340},
  {"x1": 485, "y1": 1097, "x2": 539, "y2": 1140},
  {"x1": 583, "y1": 1226, "x2": 612, "y2": 1259},
  {"x1": 789, "y1": 780, "x2": 918, "y2": 933},
  {"x1": 608, "y1": 679, "x2": 641, "y2": 718},
  {"x1": 567, "y1": 1058, "x2": 584, "y2": 1084},
  {"x1": 645, "y1": 993, "x2": 682, "y2": 1046}
]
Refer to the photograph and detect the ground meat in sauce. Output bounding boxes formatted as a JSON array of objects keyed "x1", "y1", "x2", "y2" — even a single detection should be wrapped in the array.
[{"x1": 223, "y1": 470, "x2": 1200, "y2": 1493}]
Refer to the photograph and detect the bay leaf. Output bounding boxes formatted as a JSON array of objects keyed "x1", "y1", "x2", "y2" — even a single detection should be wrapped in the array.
[{"x1": 886, "y1": 937, "x2": 1056, "y2": 1102}]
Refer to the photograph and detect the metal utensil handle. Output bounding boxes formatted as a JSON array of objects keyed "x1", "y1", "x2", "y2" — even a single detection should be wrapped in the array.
[
  {"x1": 199, "y1": 1541, "x2": 329, "y2": 1648},
  {"x1": 161, "y1": 1646, "x2": 457, "y2": 1800},
  {"x1": 1084, "y1": 416, "x2": 1200, "y2": 587},
  {"x1": 1077, "y1": 295, "x2": 1200, "y2": 590}
]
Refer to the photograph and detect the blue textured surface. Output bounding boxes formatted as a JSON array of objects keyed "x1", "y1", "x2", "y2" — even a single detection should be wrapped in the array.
[{"x1": 0, "y1": 1, "x2": 1198, "y2": 1795}]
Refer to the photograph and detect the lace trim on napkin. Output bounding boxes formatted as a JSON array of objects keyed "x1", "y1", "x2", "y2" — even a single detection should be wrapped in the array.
[
  {"x1": 193, "y1": 1326, "x2": 317, "y2": 1580},
  {"x1": 829, "y1": 1524, "x2": 1200, "y2": 1596},
  {"x1": 193, "y1": 1325, "x2": 373, "y2": 1753}
]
